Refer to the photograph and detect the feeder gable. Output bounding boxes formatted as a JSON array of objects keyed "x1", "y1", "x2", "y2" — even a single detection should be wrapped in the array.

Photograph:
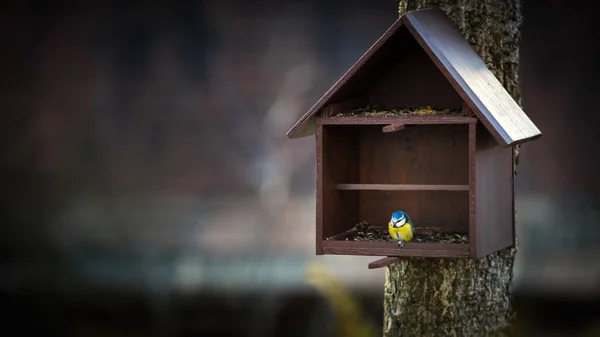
[{"x1": 287, "y1": 8, "x2": 542, "y2": 147}]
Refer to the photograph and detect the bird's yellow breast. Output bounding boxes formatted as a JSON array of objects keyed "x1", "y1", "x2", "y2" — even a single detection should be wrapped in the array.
[{"x1": 388, "y1": 222, "x2": 414, "y2": 242}]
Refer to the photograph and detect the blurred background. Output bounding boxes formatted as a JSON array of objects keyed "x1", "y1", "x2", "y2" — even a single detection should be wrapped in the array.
[{"x1": 1, "y1": 0, "x2": 599, "y2": 336}]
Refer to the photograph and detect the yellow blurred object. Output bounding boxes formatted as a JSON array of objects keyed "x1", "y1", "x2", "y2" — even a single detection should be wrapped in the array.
[
  {"x1": 585, "y1": 322, "x2": 600, "y2": 337},
  {"x1": 304, "y1": 262, "x2": 378, "y2": 337}
]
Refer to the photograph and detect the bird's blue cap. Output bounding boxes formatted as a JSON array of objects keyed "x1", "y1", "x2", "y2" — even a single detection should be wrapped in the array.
[{"x1": 391, "y1": 211, "x2": 407, "y2": 220}]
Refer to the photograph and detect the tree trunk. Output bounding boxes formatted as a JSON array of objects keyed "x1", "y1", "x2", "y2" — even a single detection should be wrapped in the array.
[{"x1": 384, "y1": 1, "x2": 523, "y2": 336}]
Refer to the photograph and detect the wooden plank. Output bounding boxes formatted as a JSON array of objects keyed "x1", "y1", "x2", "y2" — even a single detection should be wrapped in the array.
[
  {"x1": 321, "y1": 96, "x2": 369, "y2": 117},
  {"x1": 320, "y1": 125, "x2": 359, "y2": 241},
  {"x1": 368, "y1": 26, "x2": 462, "y2": 109},
  {"x1": 402, "y1": 9, "x2": 542, "y2": 146},
  {"x1": 473, "y1": 123, "x2": 514, "y2": 258},
  {"x1": 382, "y1": 123, "x2": 406, "y2": 133},
  {"x1": 315, "y1": 124, "x2": 324, "y2": 255},
  {"x1": 368, "y1": 257, "x2": 404, "y2": 269},
  {"x1": 316, "y1": 116, "x2": 476, "y2": 125},
  {"x1": 463, "y1": 101, "x2": 475, "y2": 117},
  {"x1": 468, "y1": 122, "x2": 477, "y2": 257},
  {"x1": 511, "y1": 144, "x2": 516, "y2": 248},
  {"x1": 337, "y1": 184, "x2": 469, "y2": 191},
  {"x1": 322, "y1": 241, "x2": 470, "y2": 258},
  {"x1": 289, "y1": 9, "x2": 542, "y2": 146},
  {"x1": 358, "y1": 124, "x2": 469, "y2": 230}
]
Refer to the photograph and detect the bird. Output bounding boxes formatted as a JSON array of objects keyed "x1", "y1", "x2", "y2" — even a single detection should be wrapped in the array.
[{"x1": 388, "y1": 211, "x2": 415, "y2": 247}]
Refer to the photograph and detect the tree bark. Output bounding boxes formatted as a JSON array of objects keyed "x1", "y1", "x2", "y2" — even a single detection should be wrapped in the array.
[{"x1": 384, "y1": 1, "x2": 523, "y2": 336}]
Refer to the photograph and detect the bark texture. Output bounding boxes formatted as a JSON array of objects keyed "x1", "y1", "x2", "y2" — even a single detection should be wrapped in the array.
[{"x1": 384, "y1": 1, "x2": 523, "y2": 336}]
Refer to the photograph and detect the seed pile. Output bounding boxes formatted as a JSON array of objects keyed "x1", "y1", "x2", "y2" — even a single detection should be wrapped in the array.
[
  {"x1": 335, "y1": 106, "x2": 462, "y2": 117},
  {"x1": 326, "y1": 221, "x2": 469, "y2": 244}
]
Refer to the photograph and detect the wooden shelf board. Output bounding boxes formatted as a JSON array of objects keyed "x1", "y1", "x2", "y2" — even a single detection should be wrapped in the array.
[
  {"x1": 316, "y1": 115, "x2": 477, "y2": 125},
  {"x1": 368, "y1": 256, "x2": 405, "y2": 269},
  {"x1": 336, "y1": 184, "x2": 469, "y2": 191},
  {"x1": 321, "y1": 241, "x2": 470, "y2": 258}
]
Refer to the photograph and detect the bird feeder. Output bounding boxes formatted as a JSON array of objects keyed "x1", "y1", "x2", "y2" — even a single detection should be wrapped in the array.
[{"x1": 286, "y1": 9, "x2": 541, "y2": 262}]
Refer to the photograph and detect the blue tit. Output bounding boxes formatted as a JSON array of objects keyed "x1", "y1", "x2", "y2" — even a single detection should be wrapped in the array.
[{"x1": 388, "y1": 211, "x2": 415, "y2": 247}]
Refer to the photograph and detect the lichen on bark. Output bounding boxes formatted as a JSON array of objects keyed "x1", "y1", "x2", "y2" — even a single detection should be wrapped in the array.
[
  {"x1": 384, "y1": 1, "x2": 523, "y2": 336},
  {"x1": 384, "y1": 253, "x2": 516, "y2": 336}
]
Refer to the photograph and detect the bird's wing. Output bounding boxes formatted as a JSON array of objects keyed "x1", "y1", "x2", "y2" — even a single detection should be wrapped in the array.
[{"x1": 407, "y1": 216, "x2": 415, "y2": 235}]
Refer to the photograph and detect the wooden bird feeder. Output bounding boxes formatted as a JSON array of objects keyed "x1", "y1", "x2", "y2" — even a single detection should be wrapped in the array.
[{"x1": 286, "y1": 9, "x2": 541, "y2": 262}]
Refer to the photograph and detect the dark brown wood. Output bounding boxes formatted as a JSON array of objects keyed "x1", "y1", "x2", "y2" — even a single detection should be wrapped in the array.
[
  {"x1": 337, "y1": 184, "x2": 469, "y2": 191},
  {"x1": 322, "y1": 241, "x2": 470, "y2": 258},
  {"x1": 511, "y1": 145, "x2": 516, "y2": 248},
  {"x1": 382, "y1": 123, "x2": 406, "y2": 133},
  {"x1": 316, "y1": 116, "x2": 477, "y2": 125},
  {"x1": 359, "y1": 191, "x2": 469, "y2": 231},
  {"x1": 315, "y1": 124, "x2": 324, "y2": 255},
  {"x1": 321, "y1": 96, "x2": 369, "y2": 117},
  {"x1": 288, "y1": 9, "x2": 541, "y2": 259},
  {"x1": 473, "y1": 123, "x2": 514, "y2": 258},
  {"x1": 357, "y1": 124, "x2": 469, "y2": 230},
  {"x1": 468, "y1": 122, "x2": 477, "y2": 257},
  {"x1": 368, "y1": 25, "x2": 462, "y2": 109},
  {"x1": 368, "y1": 257, "x2": 403, "y2": 269},
  {"x1": 287, "y1": 9, "x2": 541, "y2": 147},
  {"x1": 401, "y1": 9, "x2": 541, "y2": 146},
  {"x1": 463, "y1": 102, "x2": 475, "y2": 117},
  {"x1": 320, "y1": 125, "x2": 359, "y2": 241}
]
